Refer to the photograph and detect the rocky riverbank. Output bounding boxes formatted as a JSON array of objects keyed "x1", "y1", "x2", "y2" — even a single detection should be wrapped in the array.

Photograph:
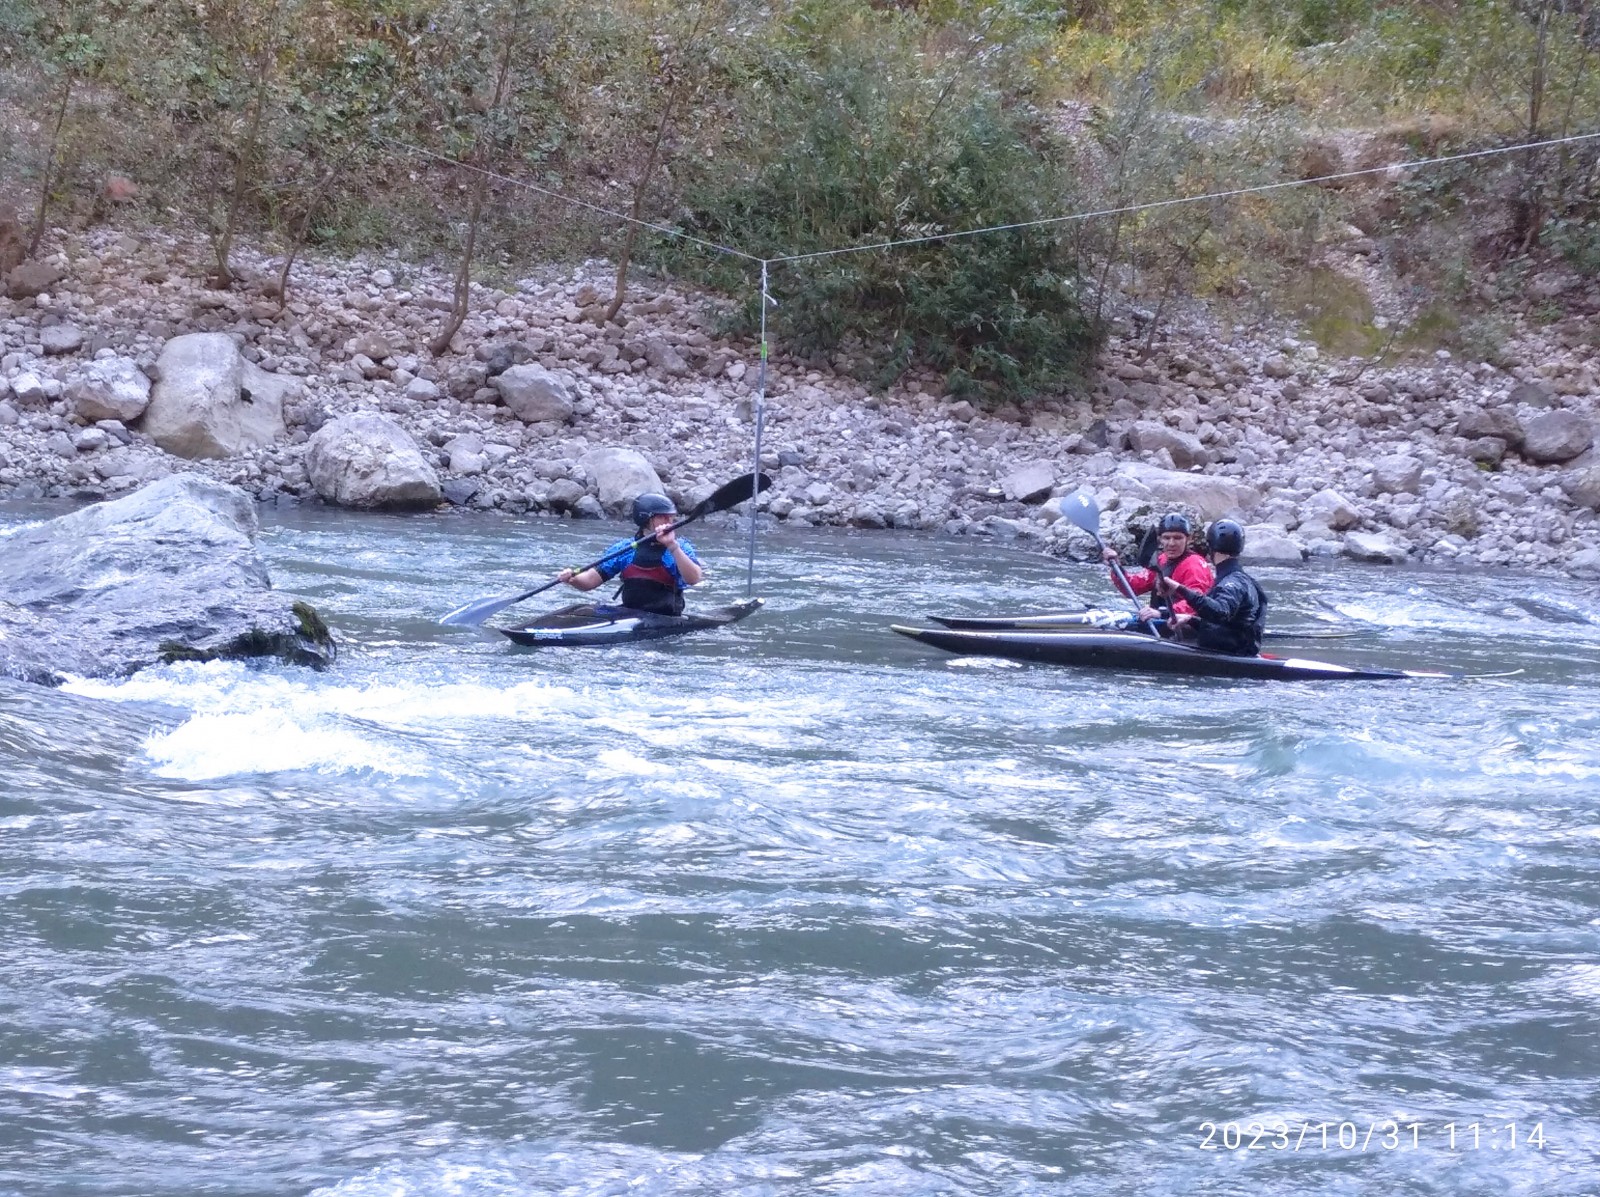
[{"x1": 3, "y1": 223, "x2": 1598, "y2": 575}]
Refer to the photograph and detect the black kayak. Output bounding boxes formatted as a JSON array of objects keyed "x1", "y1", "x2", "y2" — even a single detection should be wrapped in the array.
[
  {"x1": 929, "y1": 608, "x2": 1364, "y2": 641},
  {"x1": 892, "y1": 623, "x2": 1477, "y2": 681},
  {"x1": 501, "y1": 599, "x2": 762, "y2": 647}
]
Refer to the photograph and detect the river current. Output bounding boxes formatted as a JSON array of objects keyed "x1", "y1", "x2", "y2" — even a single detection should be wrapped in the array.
[{"x1": 3, "y1": 504, "x2": 1599, "y2": 1196}]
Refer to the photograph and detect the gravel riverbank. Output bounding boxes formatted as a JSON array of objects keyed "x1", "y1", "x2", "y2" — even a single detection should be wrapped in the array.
[{"x1": 3, "y1": 224, "x2": 1598, "y2": 574}]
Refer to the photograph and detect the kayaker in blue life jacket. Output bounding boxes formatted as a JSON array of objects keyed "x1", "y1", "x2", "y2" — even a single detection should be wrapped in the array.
[
  {"x1": 556, "y1": 492, "x2": 704, "y2": 616},
  {"x1": 1157, "y1": 519, "x2": 1268, "y2": 656}
]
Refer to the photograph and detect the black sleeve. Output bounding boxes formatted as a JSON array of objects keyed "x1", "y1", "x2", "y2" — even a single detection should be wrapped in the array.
[{"x1": 1189, "y1": 576, "x2": 1243, "y2": 622}]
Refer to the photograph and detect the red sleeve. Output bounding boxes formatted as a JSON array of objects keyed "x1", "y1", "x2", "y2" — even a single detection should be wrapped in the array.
[{"x1": 1119, "y1": 566, "x2": 1153, "y2": 596}]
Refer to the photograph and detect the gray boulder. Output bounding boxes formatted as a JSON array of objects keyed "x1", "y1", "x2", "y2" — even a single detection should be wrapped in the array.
[
  {"x1": 305, "y1": 413, "x2": 442, "y2": 509},
  {"x1": 1519, "y1": 410, "x2": 1593, "y2": 464},
  {"x1": 40, "y1": 324, "x2": 85, "y2": 355},
  {"x1": 10, "y1": 371, "x2": 49, "y2": 407},
  {"x1": 0, "y1": 475, "x2": 334, "y2": 684},
  {"x1": 1509, "y1": 380, "x2": 1559, "y2": 409},
  {"x1": 1114, "y1": 462, "x2": 1259, "y2": 520},
  {"x1": 1457, "y1": 404, "x2": 1523, "y2": 447},
  {"x1": 1300, "y1": 488, "x2": 1362, "y2": 531},
  {"x1": 4, "y1": 259, "x2": 64, "y2": 298},
  {"x1": 1466, "y1": 437, "x2": 1508, "y2": 467},
  {"x1": 643, "y1": 338, "x2": 689, "y2": 376},
  {"x1": 142, "y1": 333, "x2": 291, "y2": 458},
  {"x1": 1343, "y1": 530, "x2": 1408, "y2": 563},
  {"x1": 68, "y1": 357, "x2": 152, "y2": 423},
  {"x1": 1128, "y1": 420, "x2": 1209, "y2": 469},
  {"x1": 999, "y1": 460, "x2": 1055, "y2": 503},
  {"x1": 579, "y1": 447, "x2": 664, "y2": 516},
  {"x1": 1559, "y1": 465, "x2": 1600, "y2": 511},
  {"x1": 1371, "y1": 453, "x2": 1423, "y2": 495},
  {"x1": 1242, "y1": 524, "x2": 1305, "y2": 563},
  {"x1": 493, "y1": 363, "x2": 575, "y2": 423}
]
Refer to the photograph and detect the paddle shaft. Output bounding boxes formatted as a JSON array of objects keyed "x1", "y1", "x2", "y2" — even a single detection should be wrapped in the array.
[
  {"x1": 503, "y1": 506, "x2": 710, "y2": 608},
  {"x1": 1095, "y1": 534, "x2": 1147, "y2": 620},
  {"x1": 439, "y1": 472, "x2": 772, "y2": 627}
]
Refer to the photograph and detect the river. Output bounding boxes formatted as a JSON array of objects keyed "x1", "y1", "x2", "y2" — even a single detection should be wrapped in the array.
[{"x1": 3, "y1": 503, "x2": 1598, "y2": 1196}]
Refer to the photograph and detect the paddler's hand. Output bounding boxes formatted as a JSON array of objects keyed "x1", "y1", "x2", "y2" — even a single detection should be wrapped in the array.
[
  {"x1": 1138, "y1": 605, "x2": 1161, "y2": 622},
  {"x1": 557, "y1": 567, "x2": 576, "y2": 585},
  {"x1": 1171, "y1": 613, "x2": 1195, "y2": 629},
  {"x1": 654, "y1": 524, "x2": 678, "y2": 547},
  {"x1": 1101, "y1": 546, "x2": 1120, "y2": 564}
]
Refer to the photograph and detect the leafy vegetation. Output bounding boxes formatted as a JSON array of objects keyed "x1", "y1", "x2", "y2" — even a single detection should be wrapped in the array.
[{"x1": 0, "y1": 0, "x2": 1595, "y2": 396}]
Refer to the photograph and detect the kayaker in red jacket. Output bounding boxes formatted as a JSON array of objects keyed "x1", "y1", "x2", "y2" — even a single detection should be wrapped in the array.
[{"x1": 1101, "y1": 513, "x2": 1214, "y2": 621}]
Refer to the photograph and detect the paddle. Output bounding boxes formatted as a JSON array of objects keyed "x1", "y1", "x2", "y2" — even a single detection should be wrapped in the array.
[
  {"x1": 439, "y1": 472, "x2": 774, "y2": 627},
  {"x1": 1059, "y1": 492, "x2": 1153, "y2": 628}
]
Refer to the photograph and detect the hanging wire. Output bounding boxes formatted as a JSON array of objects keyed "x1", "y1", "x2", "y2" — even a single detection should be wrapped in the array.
[
  {"x1": 381, "y1": 128, "x2": 1600, "y2": 269},
  {"x1": 379, "y1": 136, "x2": 763, "y2": 264},
  {"x1": 765, "y1": 129, "x2": 1600, "y2": 263},
  {"x1": 376, "y1": 125, "x2": 1600, "y2": 604}
]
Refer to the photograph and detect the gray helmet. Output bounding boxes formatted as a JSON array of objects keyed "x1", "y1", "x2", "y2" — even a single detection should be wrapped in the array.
[
  {"x1": 1207, "y1": 519, "x2": 1245, "y2": 556},
  {"x1": 1158, "y1": 513, "x2": 1193, "y2": 536},
  {"x1": 631, "y1": 492, "x2": 678, "y2": 528}
]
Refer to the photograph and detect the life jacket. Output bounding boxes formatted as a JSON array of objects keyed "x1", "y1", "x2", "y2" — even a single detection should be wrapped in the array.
[
  {"x1": 1139, "y1": 549, "x2": 1211, "y2": 618},
  {"x1": 616, "y1": 538, "x2": 684, "y2": 615},
  {"x1": 1190, "y1": 560, "x2": 1268, "y2": 656}
]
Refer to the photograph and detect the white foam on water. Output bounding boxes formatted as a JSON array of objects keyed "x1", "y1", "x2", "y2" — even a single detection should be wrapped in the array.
[
  {"x1": 140, "y1": 708, "x2": 430, "y2": 781},
  {"x1": 310, "y1": 1158, "x2": 525, "y2": 1197},
  {"x1": 61, "y1": 660, "x2": 591, "y2": 782}
]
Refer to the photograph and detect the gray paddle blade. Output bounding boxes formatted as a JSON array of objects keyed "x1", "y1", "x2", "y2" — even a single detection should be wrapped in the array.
[
  {"x1": 1058, "y1": 491, "x2": 1101, "y2": 536},
  {"x1": 439, "y1": 593, "x2": 521, "y2": 627}
]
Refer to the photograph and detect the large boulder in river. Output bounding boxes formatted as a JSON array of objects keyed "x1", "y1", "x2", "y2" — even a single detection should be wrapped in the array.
[
  {"x1": 579, "y1": 446, "x2": 663, "y2": 516},
  {"x1": 1113, "y1": 462, "x2": 1259, "y2": 520},
  {"x1": 141, "y1": 333, "x2": 292, "y2": 458},
  {"x1": 0, "y1": 475, "x2": 334, "y2": 684},
  {"x1": 305, "y1": 412, "x2": 441, "y2": 509}
]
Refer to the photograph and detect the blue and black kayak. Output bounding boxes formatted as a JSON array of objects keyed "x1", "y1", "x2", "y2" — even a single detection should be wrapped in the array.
[
  {"x1": 891, "y1": 623, "x2": 1493, "y2": 681},
  {"x1": 502, "y1": 598, "x2": 762, "y2": 647}
]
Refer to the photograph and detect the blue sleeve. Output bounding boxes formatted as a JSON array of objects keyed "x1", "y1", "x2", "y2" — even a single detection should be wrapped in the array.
[
  {"x1": 593, "y1": 539, "x2": 634, "y2": 582},
  {"x1": 667, "y1": 538, "x2": 700, "y2": 585}
]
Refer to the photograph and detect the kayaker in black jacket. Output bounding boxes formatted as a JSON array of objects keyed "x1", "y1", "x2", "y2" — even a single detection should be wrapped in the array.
[{"x1": 1156, "y1": 519, "x2": 1267, "y2": 656}]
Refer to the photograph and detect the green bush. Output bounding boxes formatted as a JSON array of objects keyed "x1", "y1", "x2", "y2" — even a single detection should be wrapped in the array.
[{"x1": 663, "y1": 3, "x2": 1099, "y2": 398}]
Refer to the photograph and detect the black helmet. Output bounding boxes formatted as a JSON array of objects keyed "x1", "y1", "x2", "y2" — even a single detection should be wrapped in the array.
[
  {"x1": 1207, "y1": 519, "x2": 1245, "y2": 556},
  {"x1": 631, "y1": 492, "x2": 677, "y2": 528},
  {"x1": 1158, "y1": 513, "x2": 1193, "y2": 536}
]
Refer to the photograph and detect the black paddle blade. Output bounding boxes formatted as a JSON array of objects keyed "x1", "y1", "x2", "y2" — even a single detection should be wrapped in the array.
[
  {"x1": 1135, "y1": 525, "x2": 1160, "y2": 570},
  {"x1": 695, "y1": 471, "x2": 774, "y2": 517}
]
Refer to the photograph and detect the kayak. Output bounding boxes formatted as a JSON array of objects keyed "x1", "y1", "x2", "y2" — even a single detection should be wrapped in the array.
[
  {"x1": 891, "y1": 623, "x2": 1481, "y2": 681},
  {"x1": 929, "y1": 608, "x2": 1365, "y2": 641},
  {"x1": 501, "y1": 598, "x2": 762, "y2": 647}
]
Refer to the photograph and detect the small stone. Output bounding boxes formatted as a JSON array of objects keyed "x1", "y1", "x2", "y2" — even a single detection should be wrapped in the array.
[{"x1": 41, "y1": 324, "x2": 86, "y2": 355}]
